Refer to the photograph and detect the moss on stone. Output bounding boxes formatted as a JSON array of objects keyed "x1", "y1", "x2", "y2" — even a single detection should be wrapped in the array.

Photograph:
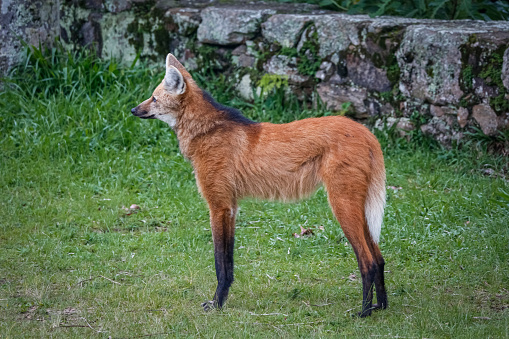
[
  {"x1": 131, "y1": 0, "x2": 157, "y2": 15},
  {"x1": 460, "y1": 39, "x2": 508, "y2": 114},
  {"x1": 153, "y1": 26, "x2": 171, "y2": 57},
  {"x1": 269, "y1": 28, "x2": 321, "y2": 79},
  {"x1": 481, "y1": 48, "x2": 509, "y2": 112},
  {"x1": 126, "y1": 21, "x2": 143, "y2": 52},
  {"x1": 296, "y1": 30, "x2": 321, "y2": 76},
  {"x1": 461, "y1": 65, "x2": 473, "y2": 90},
  {"x1": 123, "y1": 2, "x2": 173, "y2": 61},
  {"x1": 385, "y1": 56, "x2": 401, "y2": 84},
  {"x1": 426, "y1": 65, "x2": 434, "y2": 78}
]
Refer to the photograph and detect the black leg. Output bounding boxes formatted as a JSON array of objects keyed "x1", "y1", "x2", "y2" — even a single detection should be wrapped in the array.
[
  {"x1": 212, "y1": 232, "x2": 235, "y2": 308},
  {"x1": 203, "y1": 207, "x2": 236, "y2": 311},
  {"x1": 373, "y1": 258, "x2": 388, "y2": 310},
  {"x1": 359, "y1": 262, "x2": 377, "y2": 317}
]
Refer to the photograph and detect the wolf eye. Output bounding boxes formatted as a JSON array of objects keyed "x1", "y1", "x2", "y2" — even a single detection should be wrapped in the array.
[{"x1": 152, "y1": 97, "x2": 157, "y2": 103}]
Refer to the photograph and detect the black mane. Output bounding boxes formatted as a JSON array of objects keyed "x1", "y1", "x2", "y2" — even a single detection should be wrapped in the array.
[{"x1": 202, "y1": 91, "x2": 257, "y2": 125}]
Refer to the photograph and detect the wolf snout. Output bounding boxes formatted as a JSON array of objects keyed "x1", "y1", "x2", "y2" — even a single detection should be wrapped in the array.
[
  {"x1": 131, "y1": 106, "x2": 155, "y2": 119},
  {"x1": 131, "y1": 106, "x2": 144, "y2": 116}
]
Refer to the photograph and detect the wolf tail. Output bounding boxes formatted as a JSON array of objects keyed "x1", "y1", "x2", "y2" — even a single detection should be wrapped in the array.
[{"x1": 364, "y1": 151, "x2": 386, "y2": 244}]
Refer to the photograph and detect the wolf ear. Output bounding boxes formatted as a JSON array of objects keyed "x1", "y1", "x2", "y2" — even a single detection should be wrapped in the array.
[
  {"x1": 164, "y1": 55, "x2": 186, "y2": 94},
  {"x1": 166, "y1": 53, "x2": 186, "y2": 70}
]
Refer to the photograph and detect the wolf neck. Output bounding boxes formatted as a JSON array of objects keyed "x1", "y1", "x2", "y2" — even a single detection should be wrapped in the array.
[{"x1": 175, "y1": 89, "x2": 256, "y2": 159}]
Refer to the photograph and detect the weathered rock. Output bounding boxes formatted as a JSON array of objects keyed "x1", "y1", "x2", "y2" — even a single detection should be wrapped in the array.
[
  {"x1": 84, "y1": 0, "x2": 103, "y2": 10},
  {"x1": 398, "y1": 21, "x2": 509, "y2": 106},
  {"x1": 0, "y1": 0, "x2": 59, "y2": 77},
  {"x1": 502, "y1": 47, "x2": 509, "y2": 91},
  {"x1": 397, "y1": 25, "x2": 464, "y2": 105},
  {"x1": 165, "y1": 8, "x2": 201, "y2": 36},
  {"x1": 198, "y1": 7, "x2": 275, "y2": 45},
  {"x1": 380, "y1": 103, "x2": 395, "y2": 116},
  {"x1": 104, "y1": 0, "x2": 132, "y2": 13},
  {"x1": 262, "y1": 15, "x2": 311, "y2": 48},
  {"x1": 180, "y1": 49, "x2": 198, "y2": 70},
  {"x1": 395, "y1": 117, "x2": 415, "y2": 132},
  {"x1": 420, "y1": 117, "x2": 463, "y2": 145},
  {"x1": 346, "y1": 53, "x2": 391, "y2": 92},
  {"x1": 314, "y1": 14, "x2": 374, "y2": 58},
  {"x1": 457, "y1": 107, "x2": 469, "y2": 128},
  {"x1": 431, "y1": 105, "x2": 465, "y2": 128},
  {"x1": 80, "y1": 20, "x2": 102, "y2": 51},
  {"x1": 473, "y1": 77, "x2": 499, "y2": 99},
  {"x1": 362, "y1": 17, "x2": 425, "y2": 65},
  {"x1": 375, "y1": 117, "x2": 415, "y2": 137},
  {"x1": 232, "y1": 45, "x2": 247, "y2": 56},
  {"x1": 430, "y1": 105, "x2": 444, "y2": 117},
  {"x1": 100, "y1": 12, "x2": 141, "y2": 62},
  {"x1": 317, "y1": 82, "x2": 368, "y2": 117},
  {"x1": 237, "y1": 73, "x2": 254, "y2": 100},
  {"x1": 472, "y1": 103, "x2": 498, "y2": 136},
  {"x1": 315, "y1": 61, "x2": 334, "y2": 81},
  {"x1": 263, "y1": 55, "x2": 310, "y2": 84},
  {"x1": 498, "y1": 112, "x2": 509, "y2": 130},
  {"x1": 365, "y1": 98, "x2": 382, "y2": 116},
  {"x1": 236, "y1": 54, "x2": 256, "y2": 68}
]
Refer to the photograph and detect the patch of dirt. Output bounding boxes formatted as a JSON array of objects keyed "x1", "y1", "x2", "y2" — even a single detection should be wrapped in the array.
[
  {"x1": 475, "y1": 288, "x2": 509, "y2": 312},
  {"x1": 22, "y1": 305, "x2": 39, "y2": 320}
]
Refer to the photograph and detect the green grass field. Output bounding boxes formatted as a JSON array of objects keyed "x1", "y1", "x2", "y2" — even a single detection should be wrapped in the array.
[{"x1": 1, "y1": 48, "x2": 508, "y2": 338}]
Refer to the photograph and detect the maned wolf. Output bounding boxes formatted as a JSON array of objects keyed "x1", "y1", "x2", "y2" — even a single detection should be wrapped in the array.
[{"x1": 131, "y1": 54, "x2": 387, "y2": 317}]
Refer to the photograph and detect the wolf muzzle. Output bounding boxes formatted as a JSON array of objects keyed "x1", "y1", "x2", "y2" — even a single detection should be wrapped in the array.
[{"x1": 131, "y1": 107, "x2": 155, "y2": 119}]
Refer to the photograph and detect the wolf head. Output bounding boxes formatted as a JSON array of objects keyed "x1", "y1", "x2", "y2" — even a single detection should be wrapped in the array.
[{"x1": 131, "y1": 54, "x2": 190, "y2": 128}]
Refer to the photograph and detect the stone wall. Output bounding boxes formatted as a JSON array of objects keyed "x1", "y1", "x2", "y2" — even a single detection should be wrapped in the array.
[
  {"x1": 2, "y1": 0, "x2": 509, "y2": 144},
  {"x1": 0, "y1": 0, "x2": 59, "y2": 74}
]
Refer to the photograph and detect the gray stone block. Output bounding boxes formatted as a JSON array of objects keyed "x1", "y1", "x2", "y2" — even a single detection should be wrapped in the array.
[{"x1": 198, "y1": 7, "x2": 275, "y2": 45}]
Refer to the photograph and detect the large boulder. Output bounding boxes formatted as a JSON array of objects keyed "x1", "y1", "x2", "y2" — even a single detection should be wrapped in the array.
[
  {"x1": 262, "y1": 14, "x2": 312, "y2": 48},
  {"x1": 0, "y1": 0, "x2": 59, "y2": 77},
  {"x1": 198, "y1": 7, "x2": 275, "y2": 45},
  {"x1": 317, "y1": 82, "x2": 368, "y2": 117},
  {"x1": 472, "y1": 103, "x2": 498, "y2": 136},
  {"x1": 397, "y1": 21, "x2": 509, "y2": 106}
]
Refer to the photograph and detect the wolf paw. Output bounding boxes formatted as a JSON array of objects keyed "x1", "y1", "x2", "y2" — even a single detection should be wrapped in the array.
[
  {"x1": 372, "y1": 303, "x2": 387, "y2": 311},
  {"x1": 357, "y1": 307, "x2": 374, "y2": 318},
  {"x1": 201, "y1": 300, "x2": 215, "y2": 312}
]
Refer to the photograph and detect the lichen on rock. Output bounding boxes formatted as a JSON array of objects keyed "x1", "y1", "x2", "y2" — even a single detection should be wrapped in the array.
[{"x1": 198, "y1": 7, "x2": 275, "y2": 45}]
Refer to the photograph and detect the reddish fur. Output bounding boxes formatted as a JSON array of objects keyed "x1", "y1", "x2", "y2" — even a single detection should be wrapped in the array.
[{"x1": 132, "y1": 54, "x2": 388, "y2": 316}]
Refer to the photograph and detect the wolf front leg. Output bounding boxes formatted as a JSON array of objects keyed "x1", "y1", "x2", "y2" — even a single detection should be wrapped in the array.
[{"x1": 202, "y1": 205, "x2": 236, "y2": 311}]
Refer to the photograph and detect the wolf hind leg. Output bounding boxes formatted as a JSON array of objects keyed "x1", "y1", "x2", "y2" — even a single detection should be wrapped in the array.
[
  {"x1": 367, "y1": 240, "x2": 388, "y2": 310},
  {"x1": 324, "y1": 171, "x2": 379, "y2": 317}
]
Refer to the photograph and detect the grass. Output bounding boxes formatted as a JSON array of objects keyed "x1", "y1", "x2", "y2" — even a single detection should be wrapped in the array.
[{"x1": 1, "y1": 47, "x2": 508, "y2": 338}]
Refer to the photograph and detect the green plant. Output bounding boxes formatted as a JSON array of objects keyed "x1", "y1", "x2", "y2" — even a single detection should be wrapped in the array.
[
  {"x1": 296, "y1": 31, "x2": 322, "y2": 76},
  {"x1": 275, "y1": 29, "x2": 322, "y2": 78},
  {"x1": 257, "y1": 73, "x2": 289, "y2": 95},
  {"x1": 479, "y1": 52, "x2": 509, "y2": 113},
  {"x1": 464, "y1": 127, "x2": 509, "y2": 155}
]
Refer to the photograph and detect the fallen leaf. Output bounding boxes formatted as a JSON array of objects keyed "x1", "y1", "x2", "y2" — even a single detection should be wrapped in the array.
[
  {"x1": 299, "y1": 225, "x2": 314, "y2": 236},
  {"x1": 122, "y1": 204, "x2": 141, "y2": 216}
]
